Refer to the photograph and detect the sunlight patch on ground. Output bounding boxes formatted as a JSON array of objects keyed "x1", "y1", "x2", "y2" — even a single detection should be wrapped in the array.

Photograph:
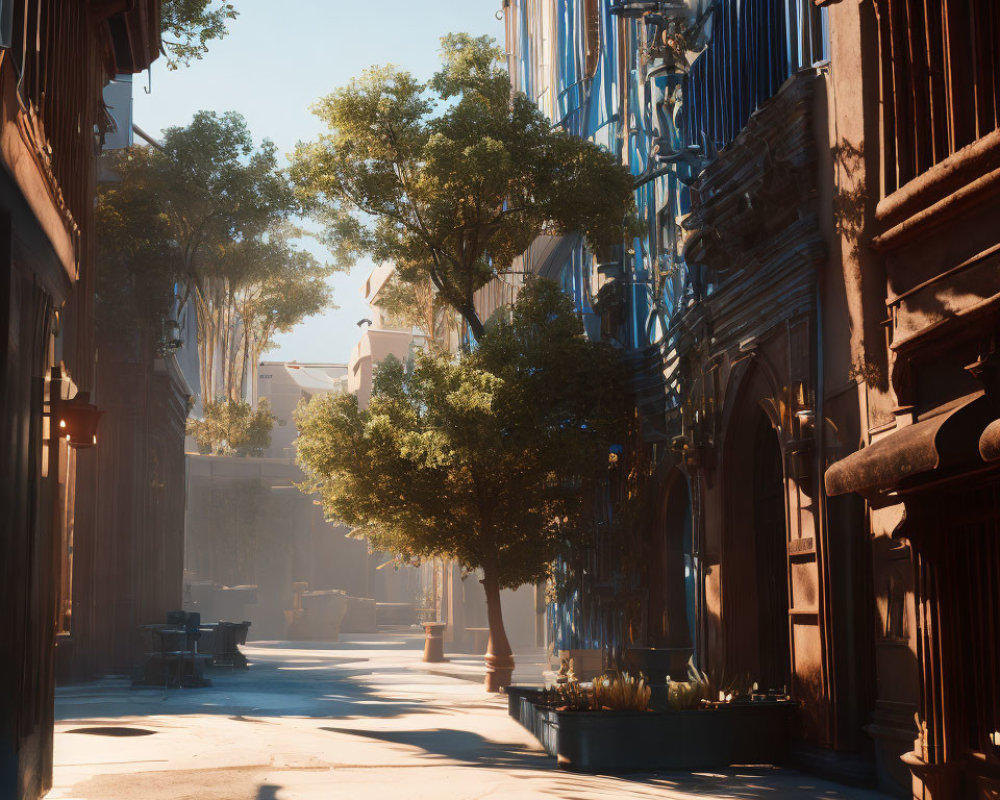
[{"x1": 51, "y1": 636, "x2": 895, "y2": 800}]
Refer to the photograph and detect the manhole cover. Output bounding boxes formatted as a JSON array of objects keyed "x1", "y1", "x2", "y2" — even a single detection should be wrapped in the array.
[{"x1": 66, "y1": 726, "x2": 156, "y2": 737}]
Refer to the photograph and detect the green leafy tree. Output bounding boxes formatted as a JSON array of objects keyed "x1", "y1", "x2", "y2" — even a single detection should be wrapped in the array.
[
  {"x1": 295, "y1": 281, "x2": 626, "y2": 689},
  {"x1": 187, "y1": 398, "x2": 276, "y2": 457},
  {"x1": 96, "y1": 154, "x2": 185, "y2": 355},
  {"x1": 97, "y1": 111, "x2": 332, "y2": 404},
  {"x1": 160, "y1": 0, "x2": 238, "y2": 69},
  {"x1": 291, "y1": 33, "x2": 636, "y2": 340},
  {"x1": 211, "y1": 228, "x2": 334, "y2": 400}
]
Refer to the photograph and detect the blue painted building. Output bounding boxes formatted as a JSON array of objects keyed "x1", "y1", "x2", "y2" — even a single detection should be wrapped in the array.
[
  {"x1": 504, "y1": 0, "x2": 828, "y2": 654},
  {"x1": 499, "y1": 0, "x2": 908, "y2": 787}
]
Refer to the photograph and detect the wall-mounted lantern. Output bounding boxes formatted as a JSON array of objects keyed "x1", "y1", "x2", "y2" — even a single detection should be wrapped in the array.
[{"x1": 55, "y1": 392, "x2": 102, "y2": 448}]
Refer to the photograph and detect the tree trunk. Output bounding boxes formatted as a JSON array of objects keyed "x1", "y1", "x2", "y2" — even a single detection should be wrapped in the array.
[
  {"x1": 225, "y1": 318, "x2": 242, "y2": 402},
  {"x1": 207, "y1": 320, "x2": 217, "y2": 401},
  {"x1": 235, "y1": 312, "x2": 251, "y2": 403},
  {"x1": 462, "y1": 303, "x2": 485, "y2": 342},
  {"x1": 205, "y1": 312, "x2": 217, "y2": 403},
  {"x1": 197, "y1": 330, "x2": 209, "y2": 410},
  {"x1": 481, "y1": 565, "x2": 514, "y2": 692},
  {"x1": 197, "y1": 308, "x2": 215, "y2": 408},
  {"x1": 220, "y1": 291, "x2": 233, "y2": 400}
]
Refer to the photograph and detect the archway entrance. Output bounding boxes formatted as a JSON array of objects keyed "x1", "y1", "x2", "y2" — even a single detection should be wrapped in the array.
[
  {"x1": 649, "y1": 474, "x2": 695, "y2": 655},
  {"x1": 751, "y1": 411, "x2": 791, "y2": 692},
  {"x1": 724, "y1": 404, "x2": 791, "y2": 692}
]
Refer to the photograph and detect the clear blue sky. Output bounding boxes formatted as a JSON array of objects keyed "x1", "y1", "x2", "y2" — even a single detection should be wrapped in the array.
[{"x1": 134, "y1": 0, "x2": 504, "y2": 364}]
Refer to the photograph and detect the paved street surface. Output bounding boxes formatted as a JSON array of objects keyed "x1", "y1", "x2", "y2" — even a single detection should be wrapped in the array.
[{"x1": 51, "y1": 632, "x2": 892, "y2": 800}]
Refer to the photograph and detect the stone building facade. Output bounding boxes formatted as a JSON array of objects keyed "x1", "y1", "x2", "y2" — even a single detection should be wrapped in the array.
[
  {"x1": 823, "y1": 1, "x2": 1000, "y2": 796},
  {"x1": 0, "y1": 4, "x2": 161, "y2": 799}
]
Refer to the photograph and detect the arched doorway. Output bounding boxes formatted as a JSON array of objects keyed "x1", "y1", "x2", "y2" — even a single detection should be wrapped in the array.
[
  {"x1": 649, "y1": 473, "x2": 695, "y2": 656},
  {"x1": 751, "y1": 410, "x2": 791, "y2": 692},
  {"x1": 724, "y1": 402, "x2": 791, "y2": 692}
]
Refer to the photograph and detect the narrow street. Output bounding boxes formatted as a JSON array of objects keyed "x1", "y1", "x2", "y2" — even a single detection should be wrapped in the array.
[
  {"x1": 6, "y1": 4, "x2": 1000, "y2": 799},
  {"x1": 51, "y1": 632, "x2": 891, "y2": 800}
]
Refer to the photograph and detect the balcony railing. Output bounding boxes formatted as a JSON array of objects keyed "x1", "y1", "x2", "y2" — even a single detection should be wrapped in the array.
[{"x1": 8, "y1": 0, "x2": 102, "y2": 251}]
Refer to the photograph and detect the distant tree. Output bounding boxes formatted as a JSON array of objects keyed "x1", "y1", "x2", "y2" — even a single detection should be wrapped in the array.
[
  {"x1": 295, "y1": 281, "x2": 627, "y2": 690},
  {"x1": 291, "y1": 33, "x2": 636, "y2": 340},
  {"x1": 96, "y1": 154, "x2": 185, "y2": 355},
  {"x1": 374, "y1": 273, "x2": 456, "y2": 345},
  {"x1": 97, "y1": 111, "x2": 332, "y2": 404},
  {"x1": 187, "y1": 398, "x2": 276, "y2": 457},
  {"x1": 206, "y1": 227, "x2": 333, "y2": 401},
  {"x1": 160, "y1": 0, "x2": 238, "y2": 69}
]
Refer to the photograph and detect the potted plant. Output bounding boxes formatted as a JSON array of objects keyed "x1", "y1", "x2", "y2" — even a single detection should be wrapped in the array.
[{"x1": 506, "y1": 664, "x2": 797, "y2": 772}]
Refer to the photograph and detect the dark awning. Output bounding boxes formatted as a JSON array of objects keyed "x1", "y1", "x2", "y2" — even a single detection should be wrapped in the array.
[
  {"x1": 825, "y1": 393, "x2": 995, "y2": 496},
  {"x1": 981, "y1": 419, "x2": 1000, "y2": 462}
]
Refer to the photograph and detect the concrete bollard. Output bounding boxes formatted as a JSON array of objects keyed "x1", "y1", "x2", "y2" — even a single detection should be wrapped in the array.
[{"x1": 422, "y1": 622, "x2": 448, "y2": 663}]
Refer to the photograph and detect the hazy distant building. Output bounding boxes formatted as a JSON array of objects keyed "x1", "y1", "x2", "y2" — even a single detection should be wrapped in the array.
[
  {"x1": 348, "y1": 263, "x2": 416, "y2": 408},
  {"x1": 65, "y1": 95, "x2": 195, "y2": 686},
  {"x1": 184, "y1": 362, "x2": 368, "y2": 638},
  {"x1": 257, "y1": 361, "x2": 347, "y2": 458}
]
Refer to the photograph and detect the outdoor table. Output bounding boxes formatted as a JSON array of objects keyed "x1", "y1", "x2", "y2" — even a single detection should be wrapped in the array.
[{"x1": 136, "y1": 623, "x2": 211, "y2": 687}]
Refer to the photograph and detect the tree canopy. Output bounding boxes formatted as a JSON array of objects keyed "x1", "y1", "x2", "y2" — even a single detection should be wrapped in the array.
[
  {"x1": 160, "y1": 0, "x2": 238, "y2": 69},
  {"x1": 96, "y1": 151, "x2": 185, "y2": 354},
  {"x1": 296, "y1": 281, "x2": 627, "y2": 685},
  {"x1": 291, "y1": 34, "x2": 636, "y2": 340},
  {"x1": 97, "y1": 111, "x2": 333, "y2": 404},
  {"x1": 187, "y1": 398, "x2": 276, "y2": 457}
]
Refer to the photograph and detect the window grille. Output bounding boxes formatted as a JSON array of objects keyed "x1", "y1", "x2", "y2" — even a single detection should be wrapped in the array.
[
  {"x1": 873, "y1": 0, "x2": 1000, "y2": 196},
  {"x1": 683, "y1": 0, "x2": 828, "y2": 151},
  {"x1": 11, "y1": 0, "x2": 94, "y2": 240}
]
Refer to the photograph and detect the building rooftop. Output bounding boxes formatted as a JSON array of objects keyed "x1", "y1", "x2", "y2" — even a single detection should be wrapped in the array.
[{"x1": 259, "y1": 362, "x2": 349, "y2": 394}]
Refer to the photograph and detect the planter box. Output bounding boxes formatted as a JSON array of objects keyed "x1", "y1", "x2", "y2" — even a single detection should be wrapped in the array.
[
  {"x1": 506, "y1": 687, "x2": 797, "y2": 772},
  {"x1": 507, "y1": 687, "x2": 559, "y2": 755}
]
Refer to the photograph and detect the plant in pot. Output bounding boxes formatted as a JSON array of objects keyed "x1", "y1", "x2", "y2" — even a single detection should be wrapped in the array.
[
  {"x1": 548, "y1": 672, "x2": 653, "y2": 712},
  {"x1": 509, "y1": 659, "x2": 797, "y2": 772},
  {"x1": 594, "y1": 672, "x2": 652, "y2": 711},
  {"x1": 665, "y1": 659, "x2": 791, "y2": 709}
]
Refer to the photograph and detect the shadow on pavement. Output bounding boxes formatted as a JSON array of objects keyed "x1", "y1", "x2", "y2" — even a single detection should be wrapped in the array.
[
  {"x1": 320, "y1": 725, "x2": 554, "y2": 771},
  {"x1": 56, "y1": 637, "x2": 466, "y2": 722},
  {"x1": 544, "y1": 767, "x2": 887, "y2": 800}
]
